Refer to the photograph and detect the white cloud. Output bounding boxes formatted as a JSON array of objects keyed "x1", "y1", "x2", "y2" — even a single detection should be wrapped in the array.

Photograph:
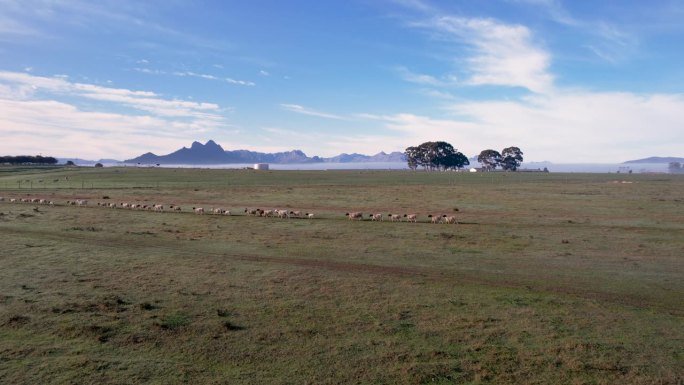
[
  {"x1": 423, "y1": 16, "x2": 554, "y2": 93},
  {"x1": 360, "y1": 90, "x2": 684, "y2": 162},
  {"x1": 0, "y1": 71, "x2": 230, "y2": 159},
  {"x1": 280, "y1": 104, "x2": 347, "y2": 120},
  {"x1": 259, "y1": 70, "x2": 270, "y2": 76}
]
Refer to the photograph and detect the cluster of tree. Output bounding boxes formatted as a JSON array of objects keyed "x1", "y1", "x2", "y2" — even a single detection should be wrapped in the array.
[
  {"x1": 669, "y1": 162, "x2": 684, "y2": 174},
  {"x1": 404, "y1": 142, "x2": 525, "y2": 171},
  {"x1": 477, "y1": 147, "x2": 524, "y2": 171},
  {"x1": 404, "y1": 141, "x2": 470, "y2": 170},
  {"x1": 0, "y1": 155, "x2": 58, "y2": 165}
]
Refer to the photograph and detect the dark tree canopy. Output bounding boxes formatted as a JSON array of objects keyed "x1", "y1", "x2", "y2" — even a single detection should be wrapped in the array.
[
  {"x1": 404, "y1": 141, "x2": 469, "y2": 171},
  {"x1": 501, "y1": 146, "x2": 524, "y2": 171},
  {"x1": 0, "y1": 155, "x2": 58, "y2": 165},
  {"x1": 477, "y1": 149, "x2": 502, "y2": 171}
]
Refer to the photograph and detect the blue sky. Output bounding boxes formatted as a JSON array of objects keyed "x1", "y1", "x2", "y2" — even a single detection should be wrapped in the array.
[{"x1": 1, "y1": 0, "x2": 682, "y2": 162}]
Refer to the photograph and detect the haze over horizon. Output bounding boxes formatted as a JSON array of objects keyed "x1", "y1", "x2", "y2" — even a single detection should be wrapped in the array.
[{"x1": 1, "y1": 0, "x2": 683, "y2": 162}]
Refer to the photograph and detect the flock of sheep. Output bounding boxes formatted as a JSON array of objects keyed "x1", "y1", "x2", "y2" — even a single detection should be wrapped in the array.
[
  {"x1": 0, "y1": 196, "x2": 459, "y2": 224},
  {"x1": 347, "y1": 212, "x2": 457, "y2": 224}
]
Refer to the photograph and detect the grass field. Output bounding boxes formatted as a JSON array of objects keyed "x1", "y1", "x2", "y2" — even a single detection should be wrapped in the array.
[{"x1": 0, "y1": 166, "x2": 682, "y2": 384}]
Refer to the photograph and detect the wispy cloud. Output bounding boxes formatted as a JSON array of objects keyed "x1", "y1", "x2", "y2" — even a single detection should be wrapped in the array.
[
  {"x1": 133, "y1": 67, "x2": 255, "y2": 86},
  {"x1": 422, "y1": 16, "x2": 553, "y2": 93},
  {"x1": 510, "y1": 0, "x2": 637, "y2": 63},
  {"x1": 395, "y1": 66, "x2": 458, "y2": 87},
  {"x1": 280, "y1": 104, "x2": 347, "y2": 120},
  {"x1": 388, "y1": 0, "x2": 435, "y2": 13},
  {"x1": 172, "y1": 71, "x2": 255, "y2": 86}
]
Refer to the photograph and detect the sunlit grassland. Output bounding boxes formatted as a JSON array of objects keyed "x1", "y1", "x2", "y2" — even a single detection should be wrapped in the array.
[{"x1": 0, "y1": 166, "x2": 682, "y2": 384}]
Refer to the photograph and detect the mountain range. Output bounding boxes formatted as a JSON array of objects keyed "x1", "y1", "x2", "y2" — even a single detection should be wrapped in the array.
[{"x1": 123, "y1": 140, "x2": 406, "y2": 165}]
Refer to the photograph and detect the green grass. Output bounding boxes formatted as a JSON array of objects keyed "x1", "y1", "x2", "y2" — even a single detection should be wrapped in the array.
[{"x1": 0, "y1": 166, "x2": 682, "y2": 384}]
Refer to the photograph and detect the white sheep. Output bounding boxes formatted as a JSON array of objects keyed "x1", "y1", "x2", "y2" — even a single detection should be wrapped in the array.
[
  {"x1": 442, "y1": 215, "x2": 457, "y2": 224},
  {"x1": 277, "y1": 209, "x2": 289, "y2": 218},
  {"x1": 404, "y1": 213, "x2": 418, "y2": 223},
  {"x1": 346, "y1": 212, "x2": 363, "y2": 220},
  {"x1": 388, "y1": 213, "x2": 401, "y2": 222},
  {"x1": 427, "y1": 214, "x2": 441, "y2": 224}
]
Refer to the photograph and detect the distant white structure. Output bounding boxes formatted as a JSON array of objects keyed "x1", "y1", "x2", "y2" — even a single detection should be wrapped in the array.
[
  {"x1": 469, "y1": 168, "x2": 478, "y2": 173},
  {"x1": 254, "y1": 163, "x2": 269, "y2": 170}
]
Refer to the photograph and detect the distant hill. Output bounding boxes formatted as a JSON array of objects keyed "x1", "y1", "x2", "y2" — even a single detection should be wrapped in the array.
[
  {"x1": 124, "y1": 140, "x2": 406, "y2": 165},
  {"x1": 623, "y1": 157, "x2": 684, "y2": 164},
  {"x1": 323, "y1": 151, "x2": 406, "y2": 163}
]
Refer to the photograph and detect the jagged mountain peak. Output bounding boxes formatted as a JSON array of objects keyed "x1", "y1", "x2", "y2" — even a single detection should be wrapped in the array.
[{"x1": 124, "y1": 140, "x2": 405, "y2": 164}]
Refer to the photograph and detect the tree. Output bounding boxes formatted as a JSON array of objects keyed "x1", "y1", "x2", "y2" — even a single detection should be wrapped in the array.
[
  {"x1": 404, "y1": 146, "x2": 419, "y2": 170},
  {"x1": 477, "y1": 149, "x2": 502, "y2": 171},
  {"x1": 501, "y1": 146, "x2": 524, "y2": 171},
  {"x1": 94, "y1": 163, "x2": 103, "y2": 168},
  {"x1": 0, "y1": 155, "x2": 58, "y2": 165},
  {"x1": 405, "y1": 141, "x2": 469, "y2": 171},
  {"x1": 669, "y1": 162, "x2": 683, "y2": 174},
  {"x1": 65, "y1": 160, "x2": 76, "y2": 166}
]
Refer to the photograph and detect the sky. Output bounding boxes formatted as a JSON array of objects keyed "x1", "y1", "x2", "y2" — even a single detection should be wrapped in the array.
[{"x1": 1, "y1": 0, "x2": 683, "y2": 162}]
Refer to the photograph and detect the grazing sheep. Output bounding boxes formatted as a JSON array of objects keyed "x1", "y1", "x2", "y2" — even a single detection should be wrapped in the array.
[
  {"x1": 0, "y1": 197, "x2": 4, "y2": 201},
  {"x1": 245, "y1": 208, "x2": 259, "y2": 216},
  {"x1": 174, "y1": 206, "x2": 182, "y2": 211},
  {"x1": 261, "y1": 209, "x2": 275, "y2": 217},
  {"x1": 404, "y1": 213, "x2": 418, "y2": 223},
  {"x1": 305, "y1": 212, "x2": 315, "y2": 219},
  {"x1": 223, "y1": 210, "x2": 231, "y2": 216},
  {"x1": 427, "y1": 214, "x2": 442, "y2": 224},
  {"x1": 345, "y1": 212, "x2": 363, "y2": 220},
  {"x1": 388, "y1": 213, "x2": 401, "y2": 222},
  {"x1": 153, "y1": 204, "x2": 164, "y2": 211},
  {"x1": 369, "y1": 213, "x2": 383, "y2": 221},
  {"x1": 289, "y1": 210, "x2": 302, "y2": 218},
  {"x1": 442, "y1": 215, "x2": 457, "y2": 224},
  {"x1": 9, "y1": 198, "x2": 17, "y2": 203},
  {"x1": 193, "y1": 207, "x2": 205, "y2": 214},
  {"x1": 276, "y1": 209, "x2": 289, "y2": 219}
]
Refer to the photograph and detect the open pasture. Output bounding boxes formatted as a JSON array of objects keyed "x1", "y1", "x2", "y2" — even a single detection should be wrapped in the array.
[{"x1": 1, "y1": 167, "x2": 683, "y2": 384}]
